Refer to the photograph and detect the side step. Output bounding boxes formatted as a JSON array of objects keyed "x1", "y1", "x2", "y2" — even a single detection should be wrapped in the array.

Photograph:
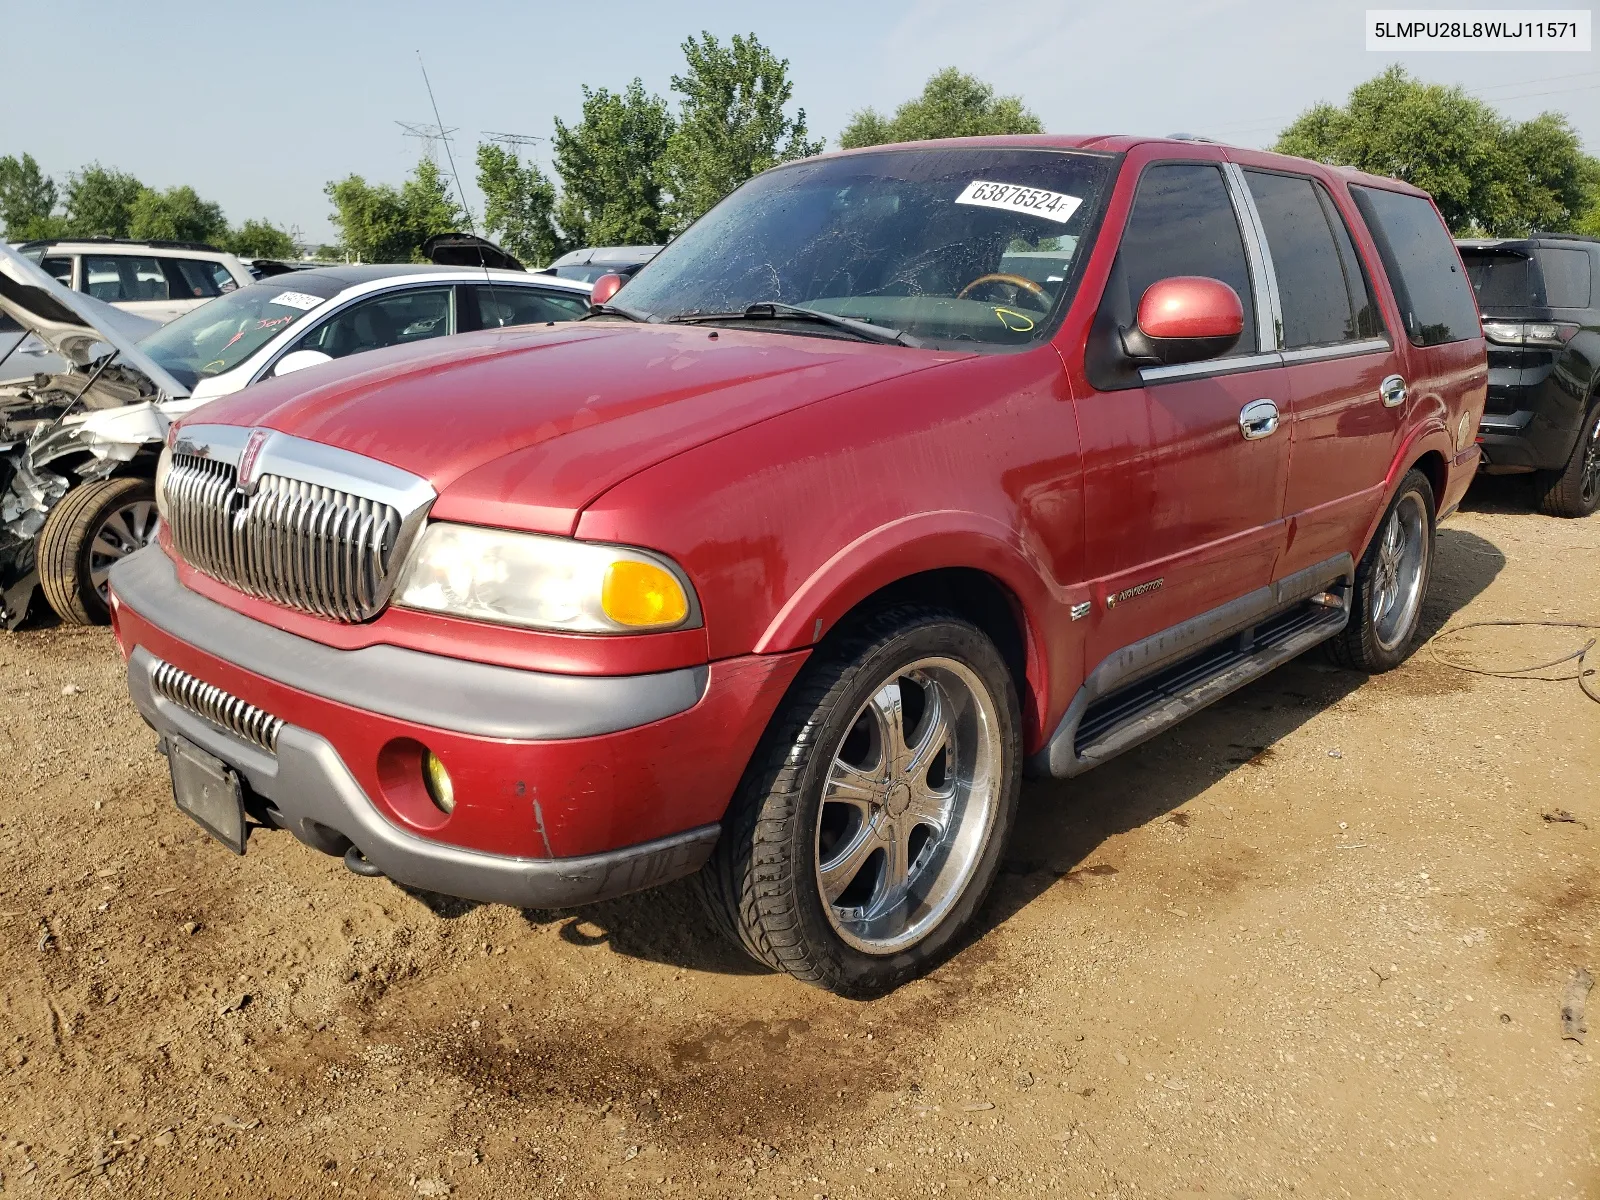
[
  {"x1": 1073, "y1": 597, "x2": 1346, "y2": 764},
  {"x1": 1030, "y1": 555, "x2": 1354, "y2": 779}
]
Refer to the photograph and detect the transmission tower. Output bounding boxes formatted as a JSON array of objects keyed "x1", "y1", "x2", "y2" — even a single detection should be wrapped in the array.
[
  {"x1": 396, "y1": 120, "x2": 458, "y2": 164},
  {"x1": 481, "y1": 130, "x2": 544, "y2": 159}
]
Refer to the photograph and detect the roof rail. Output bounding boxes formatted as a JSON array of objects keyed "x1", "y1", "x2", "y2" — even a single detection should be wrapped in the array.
[
  {"x1": 13, "y1": 235, "x2": 224, "y2": 253},
  {"x1": 1166, "y1": 132, "x2": 1223, "y2": 143},
  {"x1": 1528, "y1": 231, "x2": 1600, "y2": 244}
]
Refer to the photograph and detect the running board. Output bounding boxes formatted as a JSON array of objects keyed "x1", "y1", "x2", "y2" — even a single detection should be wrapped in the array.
[{"x1": 1030, "y1": 555, "x2": 1353, "y2": 779}]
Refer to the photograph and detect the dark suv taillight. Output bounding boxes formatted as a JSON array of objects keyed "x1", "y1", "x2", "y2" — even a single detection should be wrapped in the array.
[{"x1": 1481, "y1": 320, "x2": 1579, "y2": 347}]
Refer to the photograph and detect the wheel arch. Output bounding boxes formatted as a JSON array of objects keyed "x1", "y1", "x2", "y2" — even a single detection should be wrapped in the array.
[{"x1": 753, "y1": 512, "x2": 1060, "y2": 746}]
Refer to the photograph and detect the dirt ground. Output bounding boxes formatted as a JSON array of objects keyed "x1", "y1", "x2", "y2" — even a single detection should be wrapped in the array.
[{"x1": 0, "y1": 475, "x2": 1596, "y2": 1200}]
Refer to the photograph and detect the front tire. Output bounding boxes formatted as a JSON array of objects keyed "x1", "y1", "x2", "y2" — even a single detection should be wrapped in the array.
[
  {"x1": 700, "y1": 606, "x2": 1022, "y2": 998},
  {"x1": 1534, "y1": 402, "x2": 1600, "y2": 519},
  {"x1": 37, "y1": 477, "x2": 159, "y2": 626},
  {"x1": 1328, "y1": 468, "x2": 1434, "y2": 673}
]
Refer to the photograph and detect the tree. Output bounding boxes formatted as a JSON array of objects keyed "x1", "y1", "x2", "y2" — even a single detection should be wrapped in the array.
[
  {"x1": 1275, "y1": 66, "x2": 1597, "y2": 236},
  {"x1": 324, "y1": 158, "x2": 466, "y2": 262},
  {"x1": 0, "y1": 154, "x2": 61, "y2": 240},
  {"x1": 553, "y1": 80, "x2": 674, "y2": 247},
  {"x1": 128, "y1": 184, "x2": 228, "y2": 245},
  {"x1": 839, "y1": 68, "x2": 1043, "y2": 149},
  {"x1": 476, "y1": 143, "x2": 567, "y2": 266},
  {"x1": 227, "y1": 219, "x2": 298, "y2": 259},
  {"x1": 62, "y1": 164, "x2": 145, "y2": 238},
  {"x1": 660, "y1": 32, "x2": 822, "y2": 230}
]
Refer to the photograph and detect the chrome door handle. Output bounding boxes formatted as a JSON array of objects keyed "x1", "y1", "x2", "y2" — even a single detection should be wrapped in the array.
[
  {"x1": 1239, "y1": 398, "x2": 1280, "y2": 440},
  {"x1": 1379, "y1": 374, "x2": 1407, "y2": 408}
]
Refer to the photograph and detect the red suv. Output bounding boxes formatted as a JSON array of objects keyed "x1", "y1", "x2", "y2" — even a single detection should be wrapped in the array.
[{"x1": 110, "y1": 136, "x2": 1485, "y2": 996}]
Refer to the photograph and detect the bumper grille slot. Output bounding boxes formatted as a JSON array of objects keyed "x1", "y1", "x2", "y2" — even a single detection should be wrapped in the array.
[
  {"x1": 150, "y1": 656, "x2": 284, "y2": 753},
  {"x1": 164, "y1": 453, "x2": 404, "y2": 622}
]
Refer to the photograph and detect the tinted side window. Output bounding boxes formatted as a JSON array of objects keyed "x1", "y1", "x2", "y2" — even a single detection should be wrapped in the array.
[
  {"x1": 468, "y1": 285, "x2": 589, "y2": 329},
  {"x1": 163, "y1": 258, "x2": 222, "y2": 300},
  {"x1": 297, "y1": 287, "x2": 452, "y2": 360},
  {"x1": 1246, "y1": 171, "x2": 1383, "y2": 348},
  {"x1": 39, "y1": 256, "x2": 73, "y2": 287},
  {"x1": 83, "y1": 255, "x2": 170, "y2": 302},
  {"x1": 1350, "y1": 186, "x2": 1478, "y2": 346},
  {"x1": 1108, "y1": 162, "x2": 1258, "y2": 355},
  {"x1": 1536, "y1": 248, "x2": 1593, "y2": 309}
]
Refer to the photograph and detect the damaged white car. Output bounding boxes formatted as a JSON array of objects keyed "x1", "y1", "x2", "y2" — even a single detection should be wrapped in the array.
[{"x1": 0, "y1": 242, "x2": 592, "y2": 629}]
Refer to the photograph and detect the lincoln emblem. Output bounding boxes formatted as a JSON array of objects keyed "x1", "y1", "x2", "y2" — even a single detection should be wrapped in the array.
[{"x1": 236, "y1": 428, "x2": 271, "y2": 495}]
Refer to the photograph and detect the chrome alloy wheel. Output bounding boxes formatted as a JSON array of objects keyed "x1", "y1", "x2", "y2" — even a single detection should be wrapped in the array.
[
  {"x1": 87, "y1": 498, "x2": 159, "y2": 600},
  {"x1": 1370, "y1": 492, "x2": 1428, "y2": 653},
  {"x1": 814, "y1": 657, "x2": 1003, "y2": 955},
  {"x1": 1581, "y1": 415, "x2": 1600, "y2": 508}
]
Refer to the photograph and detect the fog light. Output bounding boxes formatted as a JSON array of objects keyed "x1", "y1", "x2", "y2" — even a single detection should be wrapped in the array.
[{"x1": 422, "y1": 750, "x2": 455, "y2": 814}]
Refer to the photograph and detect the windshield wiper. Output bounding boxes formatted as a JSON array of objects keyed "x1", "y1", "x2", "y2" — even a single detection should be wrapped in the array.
[
  {"x1": 669, "y1": 302, "x2": 922, "y2": 348},
  {"x1": 582, "y1": 301, "x2": 650, "y2": 322}
]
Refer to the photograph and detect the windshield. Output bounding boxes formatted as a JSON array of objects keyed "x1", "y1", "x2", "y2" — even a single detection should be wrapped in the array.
[
  {"x1": 140, "y1": 279, "x2": 340, "y2": 388},
  {"x1": 617, "y1": 147, "x2": 1112, "y2": 348}
]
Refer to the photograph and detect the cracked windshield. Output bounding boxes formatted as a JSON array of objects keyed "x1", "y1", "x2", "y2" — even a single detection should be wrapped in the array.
[{"x1": 619, "y1": 148, "x2": 1112, "y2": 348}]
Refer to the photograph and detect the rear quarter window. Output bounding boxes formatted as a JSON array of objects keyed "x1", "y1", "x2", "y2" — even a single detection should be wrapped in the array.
[
  {"x1": 1536, "y1": 248, "x2": 1593, "y2": 309},
  {"x1": 1350, "y1": 186, "x2": 1479, "y2": 346}
]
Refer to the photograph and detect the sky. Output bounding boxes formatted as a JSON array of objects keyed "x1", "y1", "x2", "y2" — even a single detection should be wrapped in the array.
[{"x1": 5, "y1": 0, "x2": 1597, "y2": 245}]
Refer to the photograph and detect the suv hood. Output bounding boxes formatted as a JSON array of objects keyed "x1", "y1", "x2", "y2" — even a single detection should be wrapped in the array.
[
  {"x1": 186, "y1": 321, "x2": 965, "y2": 534},
  {"x1": 0, "y1": 242, "x2": 188, "y2": 398}
]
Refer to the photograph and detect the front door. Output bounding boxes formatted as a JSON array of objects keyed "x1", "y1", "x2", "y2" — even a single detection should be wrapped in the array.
[{"x1": 1075, "y1": 160, "x2": 1291, "y2": 669}]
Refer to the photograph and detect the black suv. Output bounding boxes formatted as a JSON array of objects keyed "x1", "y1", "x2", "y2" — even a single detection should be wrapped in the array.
[{"x1": 1457, "y1": 234, "x2": 1600, "y2": 517}]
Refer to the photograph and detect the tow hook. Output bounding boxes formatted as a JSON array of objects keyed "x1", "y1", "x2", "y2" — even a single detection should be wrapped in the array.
[{"x1": 343, "y1": 847, "x2": 385, "y2": 878}]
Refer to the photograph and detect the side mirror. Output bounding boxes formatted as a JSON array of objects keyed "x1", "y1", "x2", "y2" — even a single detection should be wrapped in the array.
[
  {"x1": 590, "y1": 273, "x2": 625, "y2": 307},
  {"x1": 273, "y1": 349, "x2": 332, "y2": 377},
  {"x1": 1121, "y1": 276, "x2": 1244, "y2": 366}
]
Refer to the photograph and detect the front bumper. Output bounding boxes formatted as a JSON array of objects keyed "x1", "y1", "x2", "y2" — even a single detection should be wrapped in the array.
[{"x1": 110, "y1": 547, "x2": 807, "y2": 908}]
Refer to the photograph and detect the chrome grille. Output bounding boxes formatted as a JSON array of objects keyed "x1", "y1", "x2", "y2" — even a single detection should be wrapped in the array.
[
  {"x1": 165, "y1": 452, "x2": 405, "y2": 622},
  {"x1": 150, "y1": 657, "x2": 284, "y2": 753}
]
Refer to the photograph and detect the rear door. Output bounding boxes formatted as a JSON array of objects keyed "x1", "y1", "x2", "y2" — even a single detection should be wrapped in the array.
[
  {"x1": 1075, "y1": 157, "x2": 1290, "y2": 668},
  {"x1": 1348, "y1": 185, "x2": 1486, "y2": 517},
  {"x1": 1236, "y1": 165, "x2": 1406, "y2": 578}
]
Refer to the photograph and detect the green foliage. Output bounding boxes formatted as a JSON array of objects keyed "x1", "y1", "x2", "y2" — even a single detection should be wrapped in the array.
[
  {"x1": 324, "y1": 158, "x2": 466, "y2": 262},
  {"x1": 553, "y1": 80, "x2": 675, "y2": 247},
  {"x1": 839, "y1": 68, "x2": 1043, "y2": 149},
  {"x1": 227, "y1": 219, "x2": 298, "y2": 259},
  {"x1": 660, "y1": 32, "x2": 822, "y2": 230},
  {"x1": 1275, "y1": 65, "x2": 1597, "y2": 236},
  {"x1": 63, "y1": 164, "x2": 145, "y2": 238},
  {"x1": 128, "y1": 184, "x2": 228, "y2": 245},
  {"x1": 0, "y1": 153, "x2": 61, "y2": 240},
  {"x1": 476, "y1": 143, "x2": 568, "y2": 267}
]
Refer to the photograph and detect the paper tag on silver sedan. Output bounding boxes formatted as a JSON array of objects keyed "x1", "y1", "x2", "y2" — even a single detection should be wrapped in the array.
[
  {"x1": 271, "y1": 291, "x2": 325, "y2": 311},
  {"x1": 956, "y1": 180, "x2": 1082, "y2": 224}
]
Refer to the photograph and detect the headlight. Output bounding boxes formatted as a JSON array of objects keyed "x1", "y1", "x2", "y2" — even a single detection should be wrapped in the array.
[
  {"x1": 393, "y1": 522, "x2": 696, "y2": 633},
  {"x1": 154, "y1": 444, "x2": 173, "y2": 524}
]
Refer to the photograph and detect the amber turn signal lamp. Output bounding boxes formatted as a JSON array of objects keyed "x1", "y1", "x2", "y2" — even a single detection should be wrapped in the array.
[{"x1": 601, "y1": 560, "x2": 689, "y2": 628}]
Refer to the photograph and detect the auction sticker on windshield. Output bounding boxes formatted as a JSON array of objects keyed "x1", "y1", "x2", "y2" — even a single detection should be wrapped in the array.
[
  {"x1": 956, "y1": 181, "x2": 1083, "y2": 224},
  {"x1": 270, "y1": 291, "x2": 325, "y2": 311}
]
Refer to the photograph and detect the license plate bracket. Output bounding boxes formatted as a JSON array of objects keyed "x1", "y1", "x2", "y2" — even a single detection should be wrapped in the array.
[{"x1": 168, "y1": 734, "x2": 247, "y2": 855}]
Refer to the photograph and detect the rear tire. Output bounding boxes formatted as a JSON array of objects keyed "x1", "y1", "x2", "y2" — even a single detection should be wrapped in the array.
[
  {"x1": 699, "y1": 605, "x2": 1022, "y2": 998},
  {"x1": 37, "y1": 477, "x2": 159, "y2": 626},
  {"x1": 1328, "y1": 468, "x2": 1435, "y2": 673},
  {"x1": 1534, "y1": 402, "x2": 1600, "y2": 519}
]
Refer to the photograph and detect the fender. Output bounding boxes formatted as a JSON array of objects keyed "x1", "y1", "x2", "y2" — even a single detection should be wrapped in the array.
[
  {"x1": 753, "y1": 509, "x2": 1080, "y2": 744},
  {"x1": 1359, "y1": 417, "x2": 1456, "y2": 550}
]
